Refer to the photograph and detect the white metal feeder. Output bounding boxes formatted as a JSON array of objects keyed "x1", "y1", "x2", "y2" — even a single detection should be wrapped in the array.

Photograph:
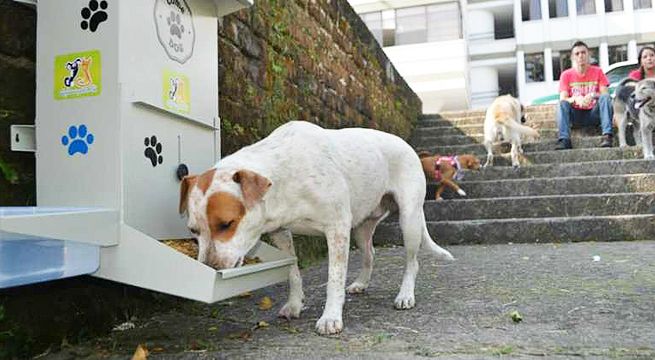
[{"x1": 0, "y1": 0, "x2": 296, "y2": 303}]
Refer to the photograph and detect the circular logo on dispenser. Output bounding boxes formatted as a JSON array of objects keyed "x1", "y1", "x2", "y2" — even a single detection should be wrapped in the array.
[{"x1": 154, "y1": 0, "x2": 195, "y2": 64}]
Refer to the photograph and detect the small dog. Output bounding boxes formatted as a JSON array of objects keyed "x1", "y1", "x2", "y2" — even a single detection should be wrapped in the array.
[
  {"x1": 179, "y1": 121, "x2": 454, "y2": 336},
  {"x1": 418, "y1": 152, "x2": 481, "y2": 201},
  {"x1": 613, "y1": 77, "x2": 641, "y2": 148},
  {"x1": 483, "y1": 95, "x2": 540, "y2": 168},
  {"x1": 632, "y1": 78, "x2": 655, "y2": 159}
]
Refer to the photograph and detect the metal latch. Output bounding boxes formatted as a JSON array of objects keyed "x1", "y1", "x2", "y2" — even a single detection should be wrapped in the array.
[{"x1": 10, "y1": 125, "x2": 36, "y2": 153}]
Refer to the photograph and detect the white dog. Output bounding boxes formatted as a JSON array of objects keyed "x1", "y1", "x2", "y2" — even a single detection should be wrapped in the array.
[
  {"x1": 179, "y1": 121, "x2": 454, "y2": 335},
  {"x1": 632, "y1": 78, "x2": 655, "y2": 160},
  {"x1": 483, "y1": 95, "x2": 539, "y2": 168}
]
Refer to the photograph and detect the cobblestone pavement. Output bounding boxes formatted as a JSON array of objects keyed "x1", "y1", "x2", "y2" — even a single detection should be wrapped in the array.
[{"x1": 47, "y1": 241, "x2": 655, "y2": 359}]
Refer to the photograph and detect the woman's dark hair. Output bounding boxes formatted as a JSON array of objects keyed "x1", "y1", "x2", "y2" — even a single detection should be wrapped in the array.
[{"x1": 638, "y1": 45, "x2": 655, "y2": 80}]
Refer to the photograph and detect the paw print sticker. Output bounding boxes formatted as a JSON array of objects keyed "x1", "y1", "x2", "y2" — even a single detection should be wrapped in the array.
[
  {"x1": 154, "y1": 0, "x2": 195, "y2": 64},
  {"x1": 167, "y1": 11, "x2": 184, "y2": 39},
  {"x1": 81, "y1": 0, "x2": 108, "y2": 33},
  {"x1": 144, "y1": 136, "x2": 163, "y2": 167},
  {"x1": 61, "y1": 125, "x2": 94, "y2": 156}
]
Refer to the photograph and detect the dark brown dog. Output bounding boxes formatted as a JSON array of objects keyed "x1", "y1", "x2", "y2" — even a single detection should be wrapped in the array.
[{"x1": 418, "y1": 152, "x2": 481, "y2": 201}]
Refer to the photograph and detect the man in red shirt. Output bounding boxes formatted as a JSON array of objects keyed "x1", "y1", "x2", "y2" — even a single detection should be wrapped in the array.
[{"x1": 556, "y1": 41, "x2": 613, "y2": 150}]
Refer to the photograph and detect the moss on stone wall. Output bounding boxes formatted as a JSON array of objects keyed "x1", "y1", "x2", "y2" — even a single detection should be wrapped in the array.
[
  {"x1": 218, "y1": 0, "x2": 421, "y2": 155},
  {"x1": 0, "y1": 0, "x2": 36, "y2": 205}
]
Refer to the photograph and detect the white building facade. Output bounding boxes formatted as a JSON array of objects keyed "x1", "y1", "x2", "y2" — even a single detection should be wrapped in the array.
[{"x1": 348, "y1": 0, "x2": 655, "y2": 112}]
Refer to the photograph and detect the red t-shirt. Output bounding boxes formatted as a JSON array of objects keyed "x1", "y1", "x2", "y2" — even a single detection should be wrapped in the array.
[
  {"x1": 559, "y1": 66, "x2": 609, "y2": 110},
  {"x1": 629, "y1": 69, "x2": 642, "y2": 80},
  {"x1": 629, "y1": 69, "x2": 655, "y2": 80}
]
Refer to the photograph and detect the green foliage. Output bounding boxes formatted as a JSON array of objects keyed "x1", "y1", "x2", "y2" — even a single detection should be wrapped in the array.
[{"x1": 0, "y1": 156, "x2": 19, "y2": 184}]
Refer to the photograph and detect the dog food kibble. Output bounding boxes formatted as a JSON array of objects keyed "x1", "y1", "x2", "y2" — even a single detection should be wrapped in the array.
[{"x1": 163, "y1": 239, "x2": 262, "y2": 265}]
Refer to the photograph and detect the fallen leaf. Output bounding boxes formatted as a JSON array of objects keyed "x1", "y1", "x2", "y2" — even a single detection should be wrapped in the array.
[
  {"x1": 131, "y1": 344, "x2": 148, "y2": 360},
  {"x1": 256, "y1": 321, "x2": 269, "y2": 328},
  {"x1": 258, "y1": 296, "x2": 273, "y2": 310},
  {"x1": 281, "y1": 325, "x2": 301, "y2": 334},
  {"x1": 208, "y1": 326, "x2": 218, "y2": 331},
  {"x1": 509, "y1": 310, "x2": 523, "y2": 323}
]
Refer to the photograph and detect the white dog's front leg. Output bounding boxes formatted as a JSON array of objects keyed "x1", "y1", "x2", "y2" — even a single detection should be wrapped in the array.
[
  {"x1": 510, "y1": 140, "x2": 521, "y2": 169},
  {"x1": 641, "y1": 124, "x2": 655, "y2": 160},
  {"x1": 617, "y1": 113, "x2": 628, "y2": 147},
  {"x1": 316, "y1": 228, "x2": 350, "y2": 335},
  {"x1": 269, "y1": 229, "x2": 304, "y2": 319},
  {"x1": 483, "y1": 140, "x2": 494, "y2": 168}
]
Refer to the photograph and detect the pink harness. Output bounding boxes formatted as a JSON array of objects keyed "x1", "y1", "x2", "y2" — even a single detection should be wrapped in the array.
[{"x1": 433, "y1": 156, "x2": 462, "y2": 182}]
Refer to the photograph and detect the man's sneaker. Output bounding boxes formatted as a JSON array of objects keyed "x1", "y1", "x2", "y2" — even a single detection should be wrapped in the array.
[
  {"x1": 555, "y1": 138, "x2": 572, "y2": 150},
  {"x1": 600, "y1": 134, "x2": 613, "y2": 148}
]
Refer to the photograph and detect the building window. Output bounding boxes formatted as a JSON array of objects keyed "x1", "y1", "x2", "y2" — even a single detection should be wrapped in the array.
[
  {"x1": 395, "y1": 6, "x2": 427, "y2": 45},
  {"x1": 608, "y1": 44, "x2": 628, "y2": 64},
  {"x1": 552, "y1": 51, "x2": 571, "y2": 80},
  {"x1": 525, "y1": 53, "x2": 545, "y2": 82},
  {"x1": 577, "y1": 0, "x2": 596, "y2": 14},
  {"x1": 605, "y1": 0, "x2": 623, "y2": 11},
  {"x1": 549, "y1": 0, "x2": 569, "y2": 17},
  {"x1": 427, "y1": 3, "x2": 461, "y2": 42},
  {"x1": 361, "y1": 12, "x2": 383, "y2": 46},
  {"x1": 381, "y1": 10, "x2": 396, "y2": 47},
  {"x1": 588, "y1": 46, "x2": 599, "y2": 65},
  {"x1": 391, "y1": 4, "x2": 462, "y2": 46},
  {"x1": 633, "y1": 0, "x2": 652, "y2": 9},
  {"x1": 522, "y1": 0, "x2": 543, "y2": 20}
]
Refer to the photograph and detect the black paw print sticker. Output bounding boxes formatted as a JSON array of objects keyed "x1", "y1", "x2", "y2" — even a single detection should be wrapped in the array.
[
  {"x1": 167, "y1": 11, "x2": 185, "y2": 39},
  {"x1": 144, "y1": 136, "x2": 163, "y2": 167},
  {"x1": 81, "y1": 0, "x2": 108, "y2": 32}
]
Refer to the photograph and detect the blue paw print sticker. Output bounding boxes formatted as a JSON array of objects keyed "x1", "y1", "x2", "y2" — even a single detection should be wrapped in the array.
[{"x1": 61, "y1": 125, "x2": 94, "y2": 155}]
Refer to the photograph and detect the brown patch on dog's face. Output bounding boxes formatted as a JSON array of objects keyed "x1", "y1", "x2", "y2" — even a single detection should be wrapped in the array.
[
  {"x1": 459, "y1": 154, "x2": 481, "y2": 170},
  {"x1": 197, "y1": 168, "x2": 217, "y2": 193},
  {"x1": 179, "y1": 169, "x2": 217, "y2": 214},
  {"x1": 520, "y1": 104, "x2": 527, "y2": 123},
  {"x1": 179, "y1": 175, "x2": 198, "y2": 214},
  {"x1": 206, "y1": 192, "x2": 245, "y2": 243}
]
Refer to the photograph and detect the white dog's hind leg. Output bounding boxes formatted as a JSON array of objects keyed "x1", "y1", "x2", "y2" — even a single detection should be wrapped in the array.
[
  {"x1": 270, "y1": 229, "x2": 304, "y2": 319},
  {"x1": 347, "y1": 214, "x2": 385, "y2": 294},
  {"x1": 394, "y1": 205, "x2": 424, "y2": 310},
  {"x1": 316, "y1": 225, "x2": 351, "y2": 335}
]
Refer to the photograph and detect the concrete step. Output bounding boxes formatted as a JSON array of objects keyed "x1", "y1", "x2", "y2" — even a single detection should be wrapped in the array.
[
  {"x1": 422, "y1": 193, "x2": 655, "y2": 221},
  {"x1": 414, "y1": 120, "x2": 555, "y2": 138},
  {"x1": 431, "y1": 105, "x2": 556, "y2": 118},
  {"x1": 426, "y1": 173, "x2": 655, "y2": 199},
  {"x1": 415, "y1": 137, "x2": 647, "y2": 155},
  {"x1": 487, "y1": 146, "x2": 644, "y2": 166},
  {"x1": 460, "y1": 159, "x2": 655, "y2": 181},
  {"x1": 374, "y1": 214, "x2": 655, "y2": 246},
  {"x1": 412, "y1": 127, "x2": 613, "y2": 146},
  {"x1": 418, "y1": 113, "x2": 555, "y2": 128}
]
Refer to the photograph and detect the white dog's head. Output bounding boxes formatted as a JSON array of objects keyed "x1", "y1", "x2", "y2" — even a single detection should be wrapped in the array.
[
  {"x1": 633, "y1": 78, "x2": 655, "y2": 111},
  {"x1": 179, "y1": 168, "x2": 272, "y2": 269}
]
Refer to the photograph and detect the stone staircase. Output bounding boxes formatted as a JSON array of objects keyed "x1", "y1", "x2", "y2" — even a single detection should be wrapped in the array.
[{"x1": 375, "y1": 105, "x2": 655, "y2": 246}]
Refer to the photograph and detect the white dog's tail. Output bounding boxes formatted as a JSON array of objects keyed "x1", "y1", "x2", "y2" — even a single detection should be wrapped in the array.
[
  {"x1": 421, "y1": 223, "x2": 455, "y2": 261},
  {"x1": 499, "y1": 117, "x2": 540, "y2": 139}
]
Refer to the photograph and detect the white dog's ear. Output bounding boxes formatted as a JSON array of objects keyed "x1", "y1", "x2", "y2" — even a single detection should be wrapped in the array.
[
  {"x1": 179, "y1": 175, "x2": 198, "y2": 214},
  {"x1": 233, "y1": 170, "x2": 272, "y2": 209}
]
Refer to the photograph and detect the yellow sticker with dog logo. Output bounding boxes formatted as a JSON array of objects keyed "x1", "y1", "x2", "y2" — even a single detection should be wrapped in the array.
[
  {"x1": 54, "y1": 50, "x2": 102, "y2": 100},
  {"x1": 162, "y1": 69, "x2": 190, "y2": 114}
]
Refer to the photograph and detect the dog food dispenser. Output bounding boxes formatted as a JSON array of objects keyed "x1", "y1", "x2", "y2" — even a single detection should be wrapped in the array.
[{"x1": 1, "y1": 0, "x2": 296, "y2": 303}]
